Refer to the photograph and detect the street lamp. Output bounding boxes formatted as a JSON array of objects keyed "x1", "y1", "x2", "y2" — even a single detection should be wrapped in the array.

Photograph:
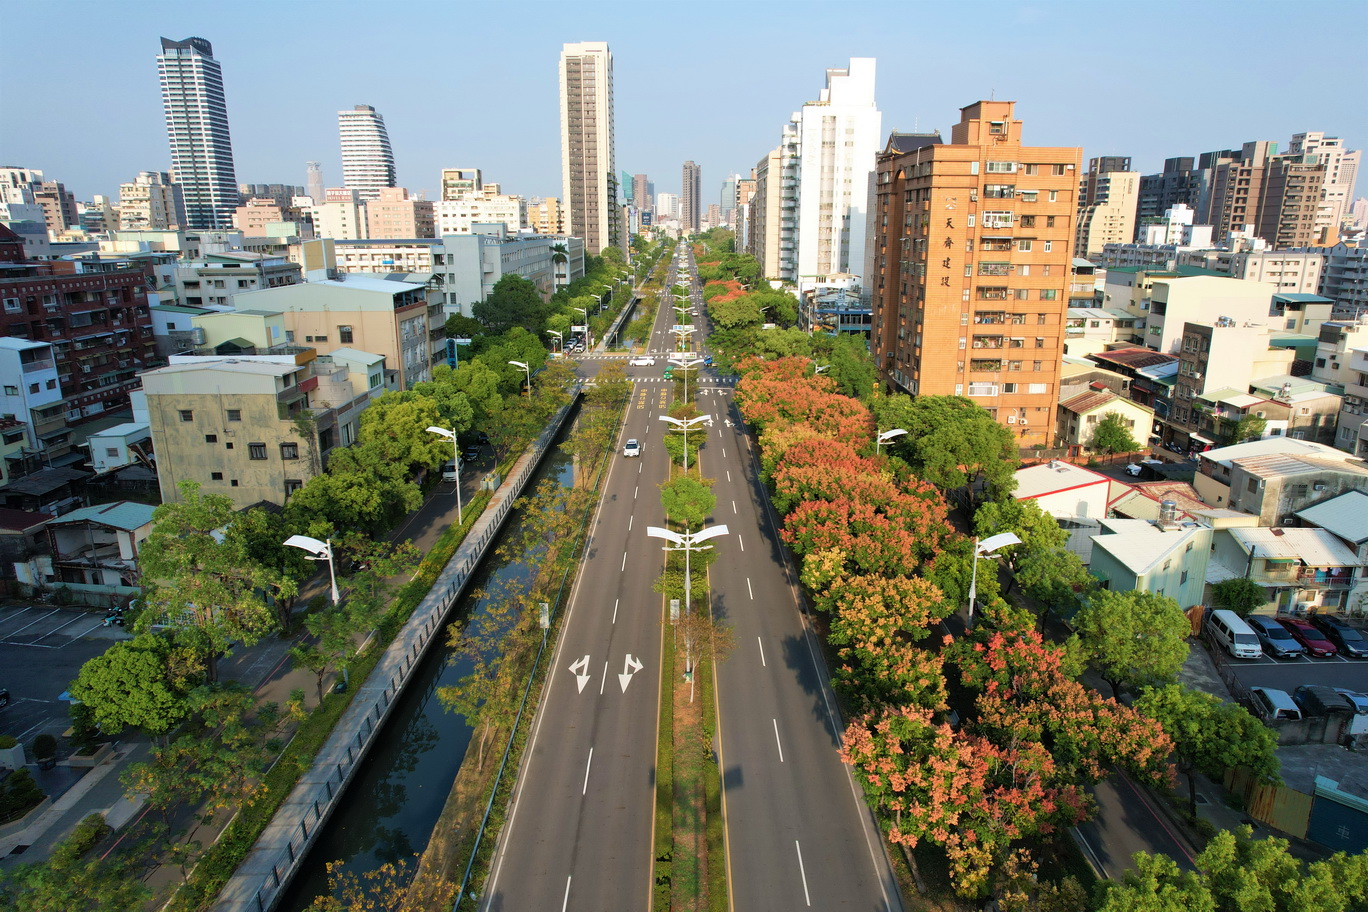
[
  {"x1": 545, "y1": 329, "x2": 562, "y2": 353},
  {"x1": 426, "y1": 426, "x2": 463, "y2": 526},
  {"x1": 875, "y1": 427, "x2": 908, "y2": 456},
  {"x1": 813, "y1": 364, "x2": 830, "y2": 375},
  {"x1": 572, "y1": 307, "x2": 591, "y2": 349},
  {"x1": 668, "y1": 357, "x2": 704, "y2": 402},
  {"x1": 646, "y1": 523, "x2": 729, "y2": 680},
  {"x1": 283, "y1": 534, "x2": 340, "y2": 607},
  {"x1": 508, "y1": 360, "x2": 531, "y2": 394},
  {"x1": 590, "y1": 291, "x2": 604, "y2": 314},
  {"x1": 672, "y1": 324, "x2": 696, "y2": 352},
  {"x1": 968, "y1": 532, "x2": 1022, "y2": 629},
  {"x1": 659, "y1": 413, "x2": 712, "y2": 470}
]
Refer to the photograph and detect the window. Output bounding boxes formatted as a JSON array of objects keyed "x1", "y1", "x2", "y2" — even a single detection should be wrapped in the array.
[
  {"x1": 1049, "y1": 190, "x2": 1059, "y2": 202},
  {"x1": 1247, "y1": 478, "x2": 1258, "y2": 494},
  {"x1": 28, "y1": 383, "x2": 38, "y2": 394},
  {"x1": 211, "y1": 471, "x2": 224, "y2": 480},
  {"x1": 1163, "y1": 559, "x2": 1171, "y2": 571},
  {"x1": 1040, "y1": 289, "x2": 1058, "y2": 300},
  {"x1": 1017, "y1": 239, "x2": 1033, "y2": 252},
  {"x1": 1003, "y1": 382, "x2": 1018, "y2": 393},
  {"x1": 1051, "y1": 164, "x2": 1067, "y2": 176},
  {"x1": 3, "y1": 385, "x2": 15, "y2": 396},
  {"x1": 280, "y1": 442, "x2": 299, "y2": 460},
  {"x1": 285, "y1": 479, "x2": 303, "y2": 497},
  {"x1": 968, "y1": 382, "x2": 999, "y2": 396},
  {"x1": 179, "y1": 409, "x2": 193, "y2": 422},
  {"x1": 1036, "y1": 337, "x2": 1047, "y2": 348},
  {"x1": 227, "y1": 409, "x2": 241, "y2": 421},
  {"x1": 45, "y1": 379, "x2": 56, "y2": 390},
  {"x1": 1033, "y1": 361, "x2": 1043, "y2": 371},
  {"x1": 1024, "y1": 164, "x2": 1039, "y2": 175},
  {"x1": 1180, "y1": 570, "x2": 1189, "y2": 584},
  {"x1": 1046, "y1": 216, "x2": 1056, "y2": 228},
  {"x1": 205, "y1": 434, "x2": 217, "y2": 443},
  {"x1": 339, "y1": 325, "x2": 354, "y2": 344},
  {"x1": 231, "y1": 480, "x2": 239, "y2": 487},
  {"x1": 248, "y1": 442, "x2": 268, "y2": 460},
  {"x1": 1015, "y1": 289, "x2": 1030, "y2": 300},
  {"x1": 225, "y1": 442, "x2": 234, "y2": 450},
  {"x1": 1019, "y1": 215, "x2": 1036, "y2": 228},
  {"x1": 1044, "y1": 241, "x2": 1053, "y2": 252},
  {"x1": 1028, "y1": 382, "x2": 1047, "y2": 394},
  {"x1": 104, "y1": 447, "x2": 119, "y2": 458},
  {"x1": 986, "y1": 161, "x2": 1017, "y2": 173}
]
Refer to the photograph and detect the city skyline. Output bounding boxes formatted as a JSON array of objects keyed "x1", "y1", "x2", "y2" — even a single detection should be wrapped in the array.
[{"x1": 1, "y1": 0, "x2": 1365, "y2": 209}]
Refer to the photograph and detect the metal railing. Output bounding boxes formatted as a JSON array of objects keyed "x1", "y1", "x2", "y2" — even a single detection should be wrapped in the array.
[{"x1": 232, "y1": 387, "x2": 582, "y2": 912}]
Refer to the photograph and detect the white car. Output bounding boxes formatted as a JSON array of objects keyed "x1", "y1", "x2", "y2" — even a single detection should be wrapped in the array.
[
  {"x1": 629, "y1": 356, "x2": 656, "y2": 366},
  {"x1": 623, "y1": 439, "x2": 641, "y2": 457}
]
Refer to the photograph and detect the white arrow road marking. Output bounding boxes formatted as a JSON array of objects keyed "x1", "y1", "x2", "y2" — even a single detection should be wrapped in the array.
[
  {"x1": 619, "y1": 653, "x2": 644, "y2": 692},
  {"x1": 569, "y1": 655, "x2": 591, "y2": 693}
]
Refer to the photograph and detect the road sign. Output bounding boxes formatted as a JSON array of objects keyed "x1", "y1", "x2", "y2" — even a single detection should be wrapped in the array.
[
  {"x1": 670, "y1": 599, "x2": 680, "y2": 622},
  {"x1": 539, "y1": 602, "x2": 550, "y2": 629}
]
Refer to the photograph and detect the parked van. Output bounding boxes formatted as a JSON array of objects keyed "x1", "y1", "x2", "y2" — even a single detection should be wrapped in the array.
[
  {"x1": 441, "y1": 459, "x2": 461, "y2": 482},
  {"x1": 1205, "y1": 608, "x2": 1262, "y2": 659},
  {"x1": 1249, "y1": 686, "x2": 1303, "y2": 722}
]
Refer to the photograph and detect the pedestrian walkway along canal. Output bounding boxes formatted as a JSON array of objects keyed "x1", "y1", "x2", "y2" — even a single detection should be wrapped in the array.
[{"x1": 277, "y1": 433, "x2": 576, "y2": 910}]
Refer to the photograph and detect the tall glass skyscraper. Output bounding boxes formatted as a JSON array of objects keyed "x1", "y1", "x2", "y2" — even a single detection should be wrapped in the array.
[
  {"x1": 157, "y1": 37, "x2": 239, "y2": 230},
  {"x1": 338, "y1": 105, "x2": 397, "y2": 201}
]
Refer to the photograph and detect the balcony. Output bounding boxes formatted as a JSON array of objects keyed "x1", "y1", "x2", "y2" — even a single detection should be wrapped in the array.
[{"x1": 1296, "y1": 569, "x2": 1354, "y2": 589}]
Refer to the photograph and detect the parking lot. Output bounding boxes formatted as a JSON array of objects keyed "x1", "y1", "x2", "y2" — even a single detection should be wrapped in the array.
[
  {"x1": 0, "y1": 604, "x2": 129, "y2": 744},
  {"x1": 1200, "y1": 615, "x2": 1368, "y2": 704}
]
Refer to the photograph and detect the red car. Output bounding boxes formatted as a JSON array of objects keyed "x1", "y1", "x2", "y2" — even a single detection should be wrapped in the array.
[{"x1": 1278, "y1": 618, "x2": 1338, "y2": 657}]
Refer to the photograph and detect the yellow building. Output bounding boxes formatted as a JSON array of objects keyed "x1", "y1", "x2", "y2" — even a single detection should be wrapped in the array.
[{"x1": 142, "y1": 350, "x2": 383, "y2": 509}]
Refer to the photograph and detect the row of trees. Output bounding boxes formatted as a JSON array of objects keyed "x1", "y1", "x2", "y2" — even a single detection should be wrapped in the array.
[{"x1": 731, "y1": 355, "x2": 1174, "y2": 897}]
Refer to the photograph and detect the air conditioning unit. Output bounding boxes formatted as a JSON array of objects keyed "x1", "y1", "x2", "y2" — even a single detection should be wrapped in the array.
[
  {"x1": 1007, "y1": 416, "x2": 1017, "y2": 424},
  {"x1": 81, "y1": 365, "x2": 92, "y2": 374},
  {"x1": 1020, "y1": 418, "x2": 1029, "y2": 425}
]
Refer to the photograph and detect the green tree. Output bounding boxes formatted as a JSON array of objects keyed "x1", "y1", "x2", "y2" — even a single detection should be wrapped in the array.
[
  {"x1": 1074, "y1": 589, "x2": 1191, "y2": 698},
  {"x1": 357, "y1": 391, "x2": 449, "y2": 471},
  {"x1": 0, "y1": 824, "x2": 150, "y2": 912},
  {"x1": 443, "y1": 313, "x2": 485, "y2": 344},
  {"x1": 973, "y1": 498, "x2": 1068, "y2": 569},
  {"x1": 822, "y1": 332, "x2": 879, "y2": 402},
  {"x1": 873, "y1": 394, "x2": 1017, "y2": 503},
  {"x1": 1227, "y1": 413, "x2": 1267, "y2": 444},
  {"x1": 1098, "y1": 826, "x2": 1368, "y2": 912},
  {"x1": 1013, "y1": 546, "x2": 1095, "y2": 624},
  {"x1": 1088, "y1": 412, "x2": 1141, "y2": 455},
  {"x1": 707, "y1": 295, "x2": 763, "y2": 330},
  {"x1": 659, "y1": 472, "x2": 716, "y2": 528},
  {"x1": 472, "y1": 273, "x2": 547, "y2": 334},
  {"x1": 448, "y1": 358, "x2": 505, "y2": 427},
  {"x1": 411, "y1": 365, "x2": 476, "y2": 433},
  {"x1": 136, "y1": 483, "x2": 296, "y2": 681},
  {"x1": 1211, "y1": 577, "x2": 1268, "y2": 615},
  {"x1": 1134, "y1": 685, "x2": 1281, "y2": 817},
  {"x1": 69, "y1": 633, "x2": 200, "y2": 738}
]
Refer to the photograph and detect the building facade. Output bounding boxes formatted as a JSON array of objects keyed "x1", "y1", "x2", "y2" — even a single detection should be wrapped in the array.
[
  {"x1": 156, "y1": 37, "x2": 239, "y2": 230},
  {"x1": 339, "y1": 105, "x2": 397, "y2": 202},
  {"x1": 681, "y1": 161, "x2": 701, "y2": 233},
  {"x1": 117, "y1": 171, "x2": 186, "y2": 232},
  {"x1": 869, "y1": 101, "x2": 1081, "y2": 447},
  {"x1": 1074, "y1": 164, "x2": 1140, "y2": 259},
  {"x1": 366, "y1": 187, "x2": 435, "y2": 239},
  {"x1": 559, "y1": 41, "x2": 619, "y2": 254}
]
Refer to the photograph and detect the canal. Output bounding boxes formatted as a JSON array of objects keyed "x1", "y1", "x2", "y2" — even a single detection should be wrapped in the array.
[{"x1": 277, "y1": 431, "x2": 577, "y2": 910}]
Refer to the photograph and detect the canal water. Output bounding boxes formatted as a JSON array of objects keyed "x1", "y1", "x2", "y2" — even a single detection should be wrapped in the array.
[{"x1": 277, "y1": 433, "x2": 577, "y2": 910}]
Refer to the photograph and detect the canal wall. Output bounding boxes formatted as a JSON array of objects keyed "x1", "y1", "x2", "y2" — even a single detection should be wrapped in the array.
[{"x1": 213, "y1": 389, "x2": 582, "y2": 912}]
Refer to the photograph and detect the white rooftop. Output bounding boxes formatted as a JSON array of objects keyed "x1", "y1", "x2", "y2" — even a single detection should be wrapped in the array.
[
  {"x1": 1013, "y1": 461, "x2": 1111, "y2": 501},
  {"x1": 1228, "y1": 527, "x2": 1361, "y2": 567},
  {"x1": 313, "y1": 275, "x2": 423, "y2": 294},
  {"x1": 1199, "y1": 436, "x2": 1347, "y2": 469},
  {"x1": 1294, "y1": 491, "x2": 1368, "y2": 545},
  {"x1": 142, "y1": 359, "x2": 300, "y2": 378},
  {"x1": 1091, "y1": 518, "x2": 1208, "y2": 577}
]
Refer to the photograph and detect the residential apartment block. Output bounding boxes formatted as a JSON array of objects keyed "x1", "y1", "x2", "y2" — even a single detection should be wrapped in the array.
[
  {"x1": 366, "y1": 188, "x2": 435, "y2": 240},
  {"x1": 1074, "y1": 160, "x2": 1140, "y2": 259},
  {"x1": 157, "y1": 37, "x2": 239, "y2": 230},
  {"x1": 339, "y1": 105, "x2": 397, "y2": 202},
  {"x1": 869, "y1": 101, "x2": 1082, "y2": 447},
  {"x1": 681, "y1": 161, "x2": 701, "y2": 234},
  {"x1": 559, "y1": 41, "x2": 619, "y2": 254}
]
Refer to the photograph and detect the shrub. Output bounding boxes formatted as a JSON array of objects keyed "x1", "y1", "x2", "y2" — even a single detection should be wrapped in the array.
[
  {"x1": 69, "y1": 703, "x2": 99, "y2": 753},
  {"x1": 0, "y1": 769, "x2": 45, "y2": 821},
  {"x1": 50, "y1": 813, "x2": 111, "y2": 865},
  {"x1": 33, "y1": 733, "x2": 57, "y2": 760},
  {"x1": 0, "y1": 735, "x2": 17, "y2": 749}
]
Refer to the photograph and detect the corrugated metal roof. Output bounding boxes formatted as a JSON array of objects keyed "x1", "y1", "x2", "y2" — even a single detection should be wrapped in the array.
[
  {"x1": 1229, "y1": 527, "x2": 1361, "y2": 567},
  {"x1": 1091, "y1": 518, "x2": 1207, "y2": 576},
  {"x1": 48, "y1": 500, "x2": 156, "y2": 531},
  {"x1": 1091, "y1": 348, "x2": 1178, "y2": 369},
  {"x1": 1295, "y1": 491, "x2": 1368, "y2": 544},
  {"x1": 1200, "y1": 436, "x2": 1344, "y2": 467},
  {"x1": 1013, "y1": 461, "x2": 1111, "y2": 500}
]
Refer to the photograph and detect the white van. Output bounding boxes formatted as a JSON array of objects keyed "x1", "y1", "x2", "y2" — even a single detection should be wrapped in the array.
[
  {"x1": 441, "y1": 459, "x2": 461, "y2": 482},
  {"x1": 1205, "y1": 608, "x2": 1262, "y2": 659}
]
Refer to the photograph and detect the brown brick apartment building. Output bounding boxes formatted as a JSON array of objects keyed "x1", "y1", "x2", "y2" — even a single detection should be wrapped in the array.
[{"x1": 869, "y1": 101, "x2": 1082, "y2": 447}]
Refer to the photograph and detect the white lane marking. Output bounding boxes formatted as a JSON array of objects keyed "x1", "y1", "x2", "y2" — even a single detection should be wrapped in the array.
[
  {"x1": 757, "y1": 637, "x2": 767, "y2": 667},
  {"x1": 732, "y1": 500, "x2": 737, "y2": 514},
  {"x1": 723, "y1": 448, "x2": 726, "y2": 458},
  {"x1": 583, "y1": 748, "x2": 594, "y2": 794},
  {"x1": 621, "y1": 551, "x2": 627, "y2": 572},
  {"x1": 773, "y1": 719, "x2": 785, "y2": 762},
  {"x1": 570, "y1": 655, "x2": 591, "y2": 692},
  {"x1": 612, "y1": 598, "x2": 620, "y2": 623},
  {"x1": 563, "y1": 876, "x2": 573, "y2": 912},
  {"x1": 795, "y1": 841, "x2": 811, "y2": 906},
  {"x1": 628, "y1": 515, "x2": 634, "y2": 531},
  {"x1": 726, "y1": 470, "x2": 731, "y2": 482},
  {"x1": 600, "y1": 660, "x2": 608, "y2": 695},
  {"x1": 747, "y1": 578, "x2": 754, "y2": 600},
  {"x1": 634, "y1": 485, "x2": 639, "y2": 499},
  {"x1": 739, "y1": 535, "x2": 744, "y2": 552}
]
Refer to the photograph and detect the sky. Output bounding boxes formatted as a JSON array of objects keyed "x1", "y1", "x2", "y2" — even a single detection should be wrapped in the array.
[{"x1": 2, "y1": 0, "x2": 1365, "y2": 207}]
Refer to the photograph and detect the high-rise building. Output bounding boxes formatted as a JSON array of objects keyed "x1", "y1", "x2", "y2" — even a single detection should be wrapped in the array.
[
  {"x1": 306, "y1": 162, "x2": 324, "y2": 203},
  {"x1": 869, "y1": 101, "x2": 1082, "y2": 447},
  {"x1": 118, "y1": 171, "x2": 186, "y2": 230},
  {"x1": 367, "y1": 187, "x2": 435, "y2": 239},
  {"x1": 681, "y1": 161, "x2": 702, "y2": 232},
  {"x1": 1137, "y1": 157, "x2": 1201, "y2": 232},
  {"x1": 720, "y1": 174, "x2": 739, "y2": 217},
  {"x1": 157, "y1": 37, "x2": 239, "y2": 230},
  {"x1": 559, "y1": 41, "x2": 619, "y2": 254},
  {"x1": 1287, "y1": 131, "x2": 1360, "y2": 233},
  {"x1": 530, "y1": 197, "x2": 565, "y2": 235},
  {"x1": 1074, "y1": 159, "x2": 1140, "y2": 258},
  {"x1": 751, "y1": 148, "x2": 783, "y2": 277},
  {"x1": 632, "y1": 174, "x2": 651, "y2": 213},
  {"x1": 440, "y1": 168, "x2": 483, "y2": 201},
  {"x1": 792, "y1": 58, "x2": 881, "y2": 284},
  {"x1": 339, "y1": 105, "x2": 397, "y2": 201}
]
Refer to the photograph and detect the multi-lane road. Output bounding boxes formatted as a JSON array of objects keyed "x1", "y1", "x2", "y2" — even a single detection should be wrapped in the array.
[{"x1": 481, "y1": 249, "x2": 899, "y2": 910}]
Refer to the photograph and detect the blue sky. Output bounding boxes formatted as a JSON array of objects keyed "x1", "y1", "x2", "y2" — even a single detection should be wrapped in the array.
[{"x1": 2, "y1": 0, "x2": 1365, "y2": 206}]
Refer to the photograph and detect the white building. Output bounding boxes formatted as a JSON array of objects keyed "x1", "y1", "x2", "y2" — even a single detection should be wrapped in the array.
[
  {"x1": 654, "y1": 192, "x2": 678, "y2": 221},
  {"x1": 792, "y1": 58, "x2": 881, "y2": 288},
  {"x1": 339, "y1": 105, "x2": 397, "y2": 202},
  {"x1": 157, "y1": 37, "x2": 238, "y2": 230},
  {"x1": 1137, "y1": 203, "x2": 1213, "y2": 247},
  {"x1": 1075, "y1": 170, "x2": 1141, "y2": 259},
  {"x1": 559, "y1": 41, "x2": 619, "y2": 254},
  {"x1": 435, "y1": 192, "x2": 527, "y2": 236},
  {"x1": 1287, "y1": 131, "x2": 1360, "y2": 233},
  {"x1": 117, "y1": 171, "x2": 186, "y2": 231}
]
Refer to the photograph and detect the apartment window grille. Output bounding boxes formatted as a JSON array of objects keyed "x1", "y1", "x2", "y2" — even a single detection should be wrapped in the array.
[
  {"x1": 249, "y1": 443, "x2": 268, "y2": 460},
  {"x1": 179, "y1": 409, "x2": 193, "y2": 422}
]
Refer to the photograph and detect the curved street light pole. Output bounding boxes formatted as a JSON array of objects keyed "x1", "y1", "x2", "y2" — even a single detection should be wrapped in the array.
[
  {"x1": 508, "y1": 360, "x2": 531, "y2": 395},
  {"x1": 426, "y1": 426, "x2": 463, "y2": 525},
  {"x1": 646, "y1": 523, "x2": 730, "y2": 680},
  {"x1": 659, "y1": 413, "x2": 712, "y2": 471},
  {"x1": 283, "y1": 534, "x2": 340, "y2": 607},
  {"x1": 968, "y1": 532, "x2": 1022, "y2": 629},
  {"x1": 876, "y1": 427, "x2": 908, "y2": 456}
]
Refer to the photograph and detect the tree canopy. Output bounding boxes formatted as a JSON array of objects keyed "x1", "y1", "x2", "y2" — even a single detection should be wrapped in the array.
[
  {"x1": 872, "y1": 395, "x2": 1018, "y2": 501},
  {"x1": 1073, "y1": 589, "x2": 1191, "y2": 697},
  {"x1": 1088, "y1": 412, "x2": 1141, "y2": 455},
  {"x1": 472, "y1": 273, "x2": 547, "y2": 335}
]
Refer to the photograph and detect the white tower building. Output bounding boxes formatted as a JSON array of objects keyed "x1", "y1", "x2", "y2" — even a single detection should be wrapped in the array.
[
  {"x1": 339, "y1": 105, "x2": 397, "y2": 202},
  {"x1": 157, "y1": 37, "x2": 239, "y2": 230},
  {"x1": 559, "y1": 41, "x2": 619, "y2": 254}
]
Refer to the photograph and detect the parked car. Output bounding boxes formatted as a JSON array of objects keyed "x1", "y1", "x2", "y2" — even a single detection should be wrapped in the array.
[
  {"x1": 1249, "y1": 686, "x2": 1303, "y2": 722},
  {"x1": 0, "y1": 688, "x2": 9, "y2": 708},
  {"x1": 1278, "y1": 618, "x2": 1339, "y2": 657},
  {"x1": 1335, "y1": 689, "x2": 1368, "y2": 714},
  {"x1": 1205, "y1": 609, "x2": 1262, "y2": 659},
  {"x1": 1292, "y1": 684, "x2": 1355, "y2": 716},
  {"x1": 1309, "y1": 614, "x2": 1368, "y2": 658},
  {"x1": 475, "y1": 431, "x2": 490, "y2": 445},
  {"x1": 463, "y1": 444, "x2": 481, "y2": 462},
  {"x1": 629, "y1": 356, "x2": 656, "y2": 366},
  {"x1": 1247, "y1": 615, "x2": 1306, "y2": 659},
  {"x1": 623, "y1": 438, "x2": 640, "y2": 458}
]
